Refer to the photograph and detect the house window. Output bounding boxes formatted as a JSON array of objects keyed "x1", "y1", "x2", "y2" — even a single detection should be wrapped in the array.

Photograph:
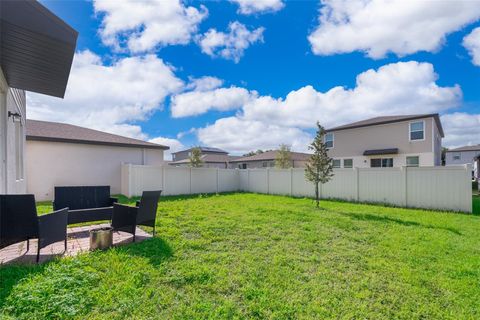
[
  {"x1": 15, "y1": 121, "x2": 24, "y2": 180},
  {"x1": 332, "y1": 159, "x2": 341, "y2": 168},
  {"x1": 325, "y1": 133, "x2": 334, "y2": 148},
  {"x1": 343, "y1": 159, "x2": 353, "y2": 168},
  {"x1": 453, "y1": 152, "x2": 461, "y2": 160},
  {"x1": 262, "y1": 161, "x2": 268, "y2": 167},
  {"x1": 410, "y1": 121, "x2": 424, "y2": 141},
  {"x1": 406, "y1": 156, "x2": 419, "y2": 167},
  {"x1": 241, "y1": 163, "x2": 247, "y2": 169},
  {"x1": 371, "y1": 158, "x2": 393, "y2": 168}
]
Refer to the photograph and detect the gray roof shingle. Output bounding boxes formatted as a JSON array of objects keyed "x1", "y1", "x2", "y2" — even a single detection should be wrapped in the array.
[
  {"x1": 229, "y1": 150, "x2": 312, "y2": 162},
  {"x1": 26, "y1": 119, "x2": 168, "y2": 150},
  {"x1": 446, "y1": 145, "x2": 480, "y2": 152}
]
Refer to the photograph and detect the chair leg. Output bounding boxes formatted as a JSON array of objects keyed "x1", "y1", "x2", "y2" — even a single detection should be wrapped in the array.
[
  {"x1": 64, "y1": 238, "x2": 68, "y2": 253},
  {"x1": 132, "y1": 227, "x2": 136, "y2": 243},
  {"x1": 26, "y1": 239, "x2": 30, "y2": 252},
  {"x1": 152, "y1": 225, "x2": 156, "y2": 237},
  {"x1": 36, "y1": 246, "x2": 40, "y2": 263}
]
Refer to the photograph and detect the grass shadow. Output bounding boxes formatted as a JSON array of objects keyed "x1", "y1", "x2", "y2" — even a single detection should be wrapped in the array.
[
  {"x1": 0, "y1": 263, "x2": 47, "y2": 308},
  {"x1": 116, "y1": 237, "x2": 173, "y2": 267},
  {"x1": 473, "y1": 195, "x2": 480, "y2": 216},
  {"x1": 335, "y1": 210, "x2": 462, "y2": 235}
]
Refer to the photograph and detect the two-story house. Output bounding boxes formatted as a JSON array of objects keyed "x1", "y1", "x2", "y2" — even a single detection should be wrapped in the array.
[
  {"x1": 325, "y1": 114, "x2": 444, "y2": 168},
  {"x1": 445, "y1": 145, "x2": 480, "y2": 180}
]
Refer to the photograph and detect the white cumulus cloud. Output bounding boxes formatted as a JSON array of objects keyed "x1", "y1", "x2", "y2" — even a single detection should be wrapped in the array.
[
  {"x1": 94, "y1": 0, "x2": 207, "y2": 52},
  {"x1": 195, "y1": 61, "x2": 462, "y2": 154},
  {"x1": 197, "y1": 21, "x2": 265, "y2": 63},
  {"x1": 149, "y1": 136, "x2": 185, "y2": 160},
  {"x1": 441, "y1": 112, "x2": 480, "y2": 148},
  {"x1": 171, "y1": 86, "x2": 257, "y2": 118},
  {"x1": 230, "y1": 0, "x2": 284, "y2": 15},
  {"x1": 463, "y1": 27, "x2": 480, "y2": 66},
  {"x1": 308, "y1": 0, "x2": 480, "y2": 58},
  {"x1": 27, "y1": 50, "x2": 183, "y2": 139}
]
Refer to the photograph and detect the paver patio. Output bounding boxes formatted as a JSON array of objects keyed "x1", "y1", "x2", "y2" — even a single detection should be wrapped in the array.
[{"x1": 0, "y1": 223, "x2": 151, "y2": 265}]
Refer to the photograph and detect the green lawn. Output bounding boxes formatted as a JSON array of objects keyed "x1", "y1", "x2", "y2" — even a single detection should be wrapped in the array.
[{"x1": 1, "y1": 193, "x2": 480, "y2": 319}]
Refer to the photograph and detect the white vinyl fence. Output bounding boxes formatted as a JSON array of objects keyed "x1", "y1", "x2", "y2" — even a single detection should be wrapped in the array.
[{"x1": 122, "y1": 164, "x2": 472, "y2": 213}]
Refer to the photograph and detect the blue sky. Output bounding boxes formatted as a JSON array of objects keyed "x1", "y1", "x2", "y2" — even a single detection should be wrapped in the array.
[{"x1": 30, "y1": 0, "x2": 480, "y2": 158}]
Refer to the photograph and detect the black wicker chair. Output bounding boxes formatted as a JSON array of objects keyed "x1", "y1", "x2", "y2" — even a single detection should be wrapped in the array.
[
  {"x1": 0, "y1": 194, "x2": 68, "y2": 263},
  {"x1": 111, "y1": 191, "x2": 161, "y2": 242},
  {"x1": 53, "y1": 186, "x2": 117, "y2": 225}
]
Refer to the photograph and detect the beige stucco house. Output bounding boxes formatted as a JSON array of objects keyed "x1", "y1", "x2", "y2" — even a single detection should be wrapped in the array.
[
  {"x1": 445, "y1": 145, "x2": 480, "y2": 180},
  {"x1": 325, "y1": 114, "x2": 444, "y2": 168},
  {"x1": 0, "y1": 0, "x2": 77, "y2": 195},
  {"x1": 26, "y1": 120, "x2": 168, "y2": 201},
  {"x1": 229, "y1": 150, "x2": 312, "y2": 169}
]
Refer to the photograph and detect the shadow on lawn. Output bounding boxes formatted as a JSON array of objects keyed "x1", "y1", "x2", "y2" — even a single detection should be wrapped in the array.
[
  {"x1": 117, "y1": 237, "x2": 174, "y2": 267},
  {"x1": 336, "y1": 211, "x2": 462, "y2": 235},
  {"x1": 0, "y1": 264, "x2": 46, "y2": 308}
]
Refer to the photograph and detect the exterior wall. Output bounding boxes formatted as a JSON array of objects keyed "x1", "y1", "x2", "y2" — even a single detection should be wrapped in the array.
[
  {"x1": 26, "y1": 140, "x2": 164, "y2": 201},
  {"x1": 0, "y1": 68, "x2": 27, "y2": 194},
  {"x1": 327, "y1": 118, "x2": 440, "y2": 167},
  {"x1": 446, "y1": 150, "x2": 480, "y2": 179}
]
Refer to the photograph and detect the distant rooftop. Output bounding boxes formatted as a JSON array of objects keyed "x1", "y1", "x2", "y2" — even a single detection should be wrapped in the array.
[
  {"x1": 327, "y1": 114, "x2": 444, "y2": 137},
  {"x1": 230, "y1": 150, "x2": 312, "y2": 162},
  {"x1": 446, "y1": 145, "x2": 480, "y2": 152},
  {"x1": 26, "y1": 119, "x2": 168, "y2": 150},
  {"x1": 172, "y1": 147, "x2": 228, "y2": 154},
  {"x1": 170, "y1": 154, "x2": 239, "y2": 164}
]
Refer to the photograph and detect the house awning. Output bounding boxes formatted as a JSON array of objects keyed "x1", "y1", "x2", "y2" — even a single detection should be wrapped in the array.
[
  {"x1": 0, "y1": 0, "x2": 78, "y2": 98},
  {"x1": 363, "y1": 148, "x2": 399, "y2": 156}
]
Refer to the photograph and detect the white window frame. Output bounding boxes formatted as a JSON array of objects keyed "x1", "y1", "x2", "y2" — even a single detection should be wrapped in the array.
[
  {"x1": 325, "y1": 132, "x2": 334, "y2": 149},
  {"x1": 406, "y1": 156, "x2": 419, "y2": 167},
  {"x1": 409, "y1": 120, "x2": 425, "y2": 142},
  {"x1": 332, "y1": 159, "x2": 341, "y2": 168},
  {"x1": 370, "y1": 158, "x2": 394, "y2": 168},
  {"x1": 343, "y1": 159, "x2": 353, "y2": 168}
]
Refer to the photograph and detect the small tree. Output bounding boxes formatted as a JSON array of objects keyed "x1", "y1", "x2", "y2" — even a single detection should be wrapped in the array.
[
  {"x1": 305, "y1": 122, "x2": 334, "y2": 208},
  {"x1": 275, "y1": 144, "x2": 292, "y2": 169},
  {"x1": 189, "y1": 147, "x2": 203, "y2": 168}
]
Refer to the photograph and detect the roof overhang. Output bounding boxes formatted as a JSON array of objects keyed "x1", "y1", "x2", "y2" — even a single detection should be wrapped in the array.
[
  {"x1": 363, "y1": 148, "x2": 399, "y2": 156},
  {"x1": 0, "y1": 0, "x2": 78, "y2": 98}
]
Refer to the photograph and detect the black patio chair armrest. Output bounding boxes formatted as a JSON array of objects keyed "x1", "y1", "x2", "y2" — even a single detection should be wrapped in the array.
[
  {"x1": 37, "y1": 208, "x2": 69, "y2": 250},
  {"x1": 109, "y1": 197, "x2": 118, "y2": 205},
  {"x1": 111, "y1": 203, "x2": 138, "y2": 233},
  {"x1": 135, "y1": 200, "x2": 141, "y2": 207}
]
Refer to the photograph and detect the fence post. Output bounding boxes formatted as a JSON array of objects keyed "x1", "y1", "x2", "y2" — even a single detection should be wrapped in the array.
[
  {"x1": 266, "y1": 168, "x2": 270, "y2": 194},
  {"x1": 402, "y1": 166, "x2": 408, "y2": 207},
  {"x1": 162, "y1": 165, "x2": 166, "y2": 195},
  {"x1": 466, "y1": 164, "x2": 473, "y2": 213},
  {"x1": 189, "y1": 167, "x2": 192, "y2": 194},
  {"x1": 216, "y1": 167, "x2": 219, "y2": 193},
  {"x1": 290, "y1": 168, "x2": 293, "y2": 196},
  {"x1": 247, "y1": 169, "x2": 250, "y2": 192},
  {"x1": 355, "y1": 167, "x2": 359, "y2": 202}
]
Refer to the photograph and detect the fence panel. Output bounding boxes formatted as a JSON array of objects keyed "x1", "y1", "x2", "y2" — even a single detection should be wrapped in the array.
[
  {"x1": 358, "y1": 168, "x2": 405, "y2": 206},
  {"x1": 248, "y1": 169, "x2": 268, "y2": 193},
  {"x1": 268, "y1": 169, "x2": 292, "y2": 195},
  {"x1": 219, "y1": 169, "x2": 239, "y2": 192},
  {"x1": 407, "y1": 166, "x2": 471, "y2": 212},
  {"x1": 121, "y1": 165, "x2": 472, "y2": 212}
]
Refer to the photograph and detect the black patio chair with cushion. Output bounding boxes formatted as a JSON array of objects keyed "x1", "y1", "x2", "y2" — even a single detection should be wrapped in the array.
[
  {"x1": 111, "y1": 190, "x2": 161, "y2": 242},
  {"x1": 53, "y1": 186, "x2": 117, "y2": 225},
  {"x1": 0, "y1": 194, "x2": 68, "y2": 263}
]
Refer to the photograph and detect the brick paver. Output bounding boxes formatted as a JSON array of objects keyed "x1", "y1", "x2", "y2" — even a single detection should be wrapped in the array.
[{"x1": 0, "y1": 223, "x2": 152, "y2": 265}]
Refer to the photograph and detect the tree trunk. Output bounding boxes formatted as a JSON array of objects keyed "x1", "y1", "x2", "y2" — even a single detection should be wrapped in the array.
[{"x1": 315, "y1": 182, "x2": 319, "y2": 208}]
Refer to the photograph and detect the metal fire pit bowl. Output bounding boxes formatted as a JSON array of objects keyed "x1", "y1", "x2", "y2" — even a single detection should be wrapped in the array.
[{"x1": 90, "y1": 227, "x2": 113, "y2": 251}]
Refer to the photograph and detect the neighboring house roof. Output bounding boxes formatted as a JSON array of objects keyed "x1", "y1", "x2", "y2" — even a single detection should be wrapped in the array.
[
  {"x1": 230, "y1": 150, "x2": 312, "y2": 163},
  {"x1": 170, "y1": 153, "x2": 235, "y2": 165},
  {"x1": 446, "y1": 145, "x2": 480, "y2": 152},
  {"x1": 363, "y1": 148, "x2": 399, "y2": 156},
  {"x1": 327, "y1": 114, "x2": 445, "y2": 137},
  {"x1": 0, "y1": 0, "x2": 78, "y2": 98},
  {"x1": 26, "y1": 119, "x2": 168, "y2": 150},
  {"x1": 172, "y1": 147, "x2": 228, "y2": 155}
]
